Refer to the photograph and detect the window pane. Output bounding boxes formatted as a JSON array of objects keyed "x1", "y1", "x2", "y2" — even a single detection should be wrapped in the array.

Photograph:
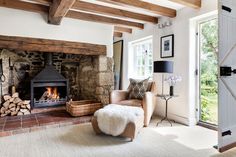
[
  {"x1": 131, "y1": 38, "x2": 153, "y2": 78},
  {"x1": 137, "y1": 57, "x2": 142, "y2": 66},
  {"x1": 137, "y1": 67, "x2": 141, "y2": 76},
  {"x1": 142, "y1": 57, "x2": 145, "y2": 65},
  {"x1": 149, "y1": 58, "x2": 152, "y2": 66},
  {"x1": 148, "y1": 66, "x2": 152, "y2": 75},
  {"x1": 141, "y1": 67, "x2": 145, "y2": 76}
]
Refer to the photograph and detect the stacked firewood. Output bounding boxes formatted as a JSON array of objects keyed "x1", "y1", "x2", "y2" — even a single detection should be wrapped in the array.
[{"x1": 0, "y1": 93, "x2": 31, "y2": 117}]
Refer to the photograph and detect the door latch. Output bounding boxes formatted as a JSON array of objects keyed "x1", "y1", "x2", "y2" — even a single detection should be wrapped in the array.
[
  {"x1": 222, "y1": 130, "x2": 231, "y2": 137},
  {"x1": 220, "y1": 67, "x2": 236, "y2": 76},
  {"x1": 222, "y1": 5, "x2": 232, "y2": 13}
]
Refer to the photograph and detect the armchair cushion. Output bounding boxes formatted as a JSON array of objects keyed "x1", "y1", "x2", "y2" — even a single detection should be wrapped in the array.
[{"x1": 128, "y1": 78, "x2": 149, "y2": 100}]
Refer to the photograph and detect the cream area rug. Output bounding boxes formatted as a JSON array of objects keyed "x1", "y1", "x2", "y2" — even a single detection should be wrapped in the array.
[{"x1": 0, "y1": 121, "x2": 232, "y2": 157}]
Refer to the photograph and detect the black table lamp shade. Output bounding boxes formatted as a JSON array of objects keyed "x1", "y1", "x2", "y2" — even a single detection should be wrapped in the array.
[{"x1": 153, "y1": 61, "x2": 173, "y2": 73}]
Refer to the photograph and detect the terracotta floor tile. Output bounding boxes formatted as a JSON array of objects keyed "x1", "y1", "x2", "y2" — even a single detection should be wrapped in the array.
[
  {"x1": 52, "y1": 117, "x2": 71, "y2": 122},
  {"x1": 37, "y1": 119, "x2": 54, "y2": 124},
  {"x1": 0, "y1": 117, "x2": 6, "y2": 122},
  {"x1": 0, "y1": 120, "x2": 6, "y2": 125},
  {"x1": 22, "y1": 120, "x2": 38, "y2": 124},
  {"x1": 22, "y1": 117, "x2": 37, "y2": 123},
  {"x1": 22, "y1": 115, "x2": 36, "y2": 120},
  {"x1": 6, "y1": 119, "x2": 21, "y2": 124},
  {"x1": 0, "y1": 125, "x2": 4, "y2": 131},
  {"x1": 6, "y1": 116, "x2": 21, "y2": 121},
  {"x1": 22, "y1": 122, "x2": 39, "y2": 128},
  {"x1": 4, "y1": 124, "x2": 22, "y2": 131},
  {"x1": 22, "y1": 120, "x2": 37, "y2": 124},
  {"x1": 37, "y1": 116, "x2": 53, "y2": 121},
  {"x1": 38, "y1": 121, "x2": 55, "y2": 126},
  {"x1": 36, "y1": 113, "x2": 51, "y2": 117},
  {"x1": 0, "y1": 110, "x2": 92, "y2": 137}
]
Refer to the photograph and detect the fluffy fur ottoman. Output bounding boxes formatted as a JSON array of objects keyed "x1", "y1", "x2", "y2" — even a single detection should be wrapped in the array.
[{"x1": 91, "y1": 104, "x2": 144, "y2": 141}]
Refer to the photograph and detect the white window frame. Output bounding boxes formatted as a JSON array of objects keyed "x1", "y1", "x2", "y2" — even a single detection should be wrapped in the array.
[{"x1": 128, "y1": 36, "x2": 153, "y2": 80}]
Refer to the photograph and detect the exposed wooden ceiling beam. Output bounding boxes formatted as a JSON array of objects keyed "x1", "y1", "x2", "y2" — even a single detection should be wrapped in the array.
[
  {"x1": 72, "y1": 1, "x2": 158, "y2": 24},
  {"x1": 33, "y1": 0, "x2": 52, "y2": 5},
  {"x1": 114, "y1": 32, "x2": 122, "y2": 38},
  {"x1": 49, "y1": 0, "x2": 76, "y2": 25},
  {"x1": 169, "y1": 0, "x2": 201, "y2": 9},
  {"x1": 99, "y1": 0, "x2": 176, "y2": 17},
  {"x1": 66, "y1": 11, "x2": 144, "y2": 29},
  {"x1": 114, "y1": 26, "x2": 132, "y2": 33},
  {"x1": 0, "y1": 0, "x2": 48, "y2": 13},
  {"x1": 0, "y1": 35, "x2": 106, "y2": 55},
  {"x1": 0, "y1": 0, "x2": 143, "y2": 29}
]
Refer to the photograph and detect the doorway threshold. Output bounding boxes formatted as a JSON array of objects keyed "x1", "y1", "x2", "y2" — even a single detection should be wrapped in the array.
[{"x1": 197, "y1": 121, "x2": 217, "y2": 131}]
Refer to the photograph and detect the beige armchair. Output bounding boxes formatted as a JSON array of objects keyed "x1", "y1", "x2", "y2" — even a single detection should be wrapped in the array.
[{"x1": 110, "y1": 82, "x2": 157, "y2": 127}]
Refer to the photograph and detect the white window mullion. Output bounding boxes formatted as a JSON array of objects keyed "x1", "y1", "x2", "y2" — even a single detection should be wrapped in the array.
[{"x1": 129, "y1": 36, "x2": 153, "y2": 79}]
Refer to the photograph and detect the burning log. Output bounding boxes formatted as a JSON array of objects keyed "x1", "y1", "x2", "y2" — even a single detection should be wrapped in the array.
[
  {"x1": 39, "y1": 87, "x2": 60, "y2": 101},
  {"x1": 0, "y1": 93, "x2": 30, "y2": 117}
]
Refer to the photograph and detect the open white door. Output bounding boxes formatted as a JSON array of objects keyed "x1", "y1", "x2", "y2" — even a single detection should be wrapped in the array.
[{"x1": 218, "y1": 0, "x2": 236, "y2": 152}]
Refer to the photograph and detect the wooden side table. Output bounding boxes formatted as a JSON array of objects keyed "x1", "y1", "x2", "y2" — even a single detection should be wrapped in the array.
[{"x1": 156, "y1": 94, "x2": 178, "y2": 126}]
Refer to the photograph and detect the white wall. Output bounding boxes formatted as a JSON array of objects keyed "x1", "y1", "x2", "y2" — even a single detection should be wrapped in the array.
[
  {"x1": 0, "y1": 7, "x2": 114, "y2": 57},
  {"x1": 122, "y1": 0, "x2": 217, "y2": 126}
]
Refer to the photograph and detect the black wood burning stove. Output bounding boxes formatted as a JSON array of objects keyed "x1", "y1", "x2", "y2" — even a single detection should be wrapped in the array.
[{"x1": 31, "y1": 53, "x2": 69, "y2": 108}]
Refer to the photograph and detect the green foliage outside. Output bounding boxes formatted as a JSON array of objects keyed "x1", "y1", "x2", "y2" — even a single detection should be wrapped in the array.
[{"x1": 200, "y1": 19, "x2": 218, "y2": 124}]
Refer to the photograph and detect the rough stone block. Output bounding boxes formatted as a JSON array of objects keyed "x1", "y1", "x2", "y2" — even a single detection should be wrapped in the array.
[
  {"x1": 97, "y1": 72, "x2": 114, "y2": 86},
  {"x1": 82, "y1": 66, "x2": 93, "y2": 72},
  {"x1": 107, "y1": 57, "x2": 114, "y2": 72},
  {"x1": 97, "y1": 95, "x2": 110, "y2": 105},
  {"x1": 98, "y1": 56, "x2": 107, "y2": 72},
  {"x1": 96, "y1": 87, "x2": 104, "y2": 95}
]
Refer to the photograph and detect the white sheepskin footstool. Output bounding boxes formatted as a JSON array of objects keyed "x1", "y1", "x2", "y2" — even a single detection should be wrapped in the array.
[{"x1": 91, "y1": 104, "x2": 144, "y2": 141}]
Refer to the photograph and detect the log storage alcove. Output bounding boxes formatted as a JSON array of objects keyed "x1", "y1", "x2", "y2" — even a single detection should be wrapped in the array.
[{"x1": 0, "y1": 35, "x2": 107, "y2": 55}]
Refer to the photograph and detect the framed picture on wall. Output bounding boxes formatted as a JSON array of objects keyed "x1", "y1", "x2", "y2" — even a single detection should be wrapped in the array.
[{"x1": 161, "y1": 34, "x2": 174, "y2": 58}]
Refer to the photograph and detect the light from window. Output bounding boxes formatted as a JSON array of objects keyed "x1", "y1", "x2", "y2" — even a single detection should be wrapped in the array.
[{"x1": 129, "y1": 37, "x2": 153, "y2": 79}]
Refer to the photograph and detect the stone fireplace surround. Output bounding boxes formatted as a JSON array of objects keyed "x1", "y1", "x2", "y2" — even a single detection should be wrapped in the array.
[{"x1": 0, "y1": 49, "x2": 114, "y2": 108}]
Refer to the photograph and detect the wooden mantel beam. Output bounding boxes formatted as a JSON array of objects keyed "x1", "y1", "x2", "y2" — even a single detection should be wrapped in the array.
[
  {"x1": 99, "y1": 0, "x2": 176, "y2": 17},
  {"x1": 0, "y1": 35, "x2": 106, "y2": 55},
  {"x1": 49, "y1": 0, "x2": 76, "y2": 25},
  {"x1": 72, "y1": 1, "x2": 158, "y2": 24},
  {"x1": 170, "y1": 0, "x2": 201, "y2": 9},
  {"x1": 0, "y1": 0, "x2": 49, "y2": 13}
]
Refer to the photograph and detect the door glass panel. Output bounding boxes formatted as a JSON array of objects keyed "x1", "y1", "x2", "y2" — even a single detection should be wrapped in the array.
[{"x1": 199, "y1": 18, "x2": 218, "y2": 125}]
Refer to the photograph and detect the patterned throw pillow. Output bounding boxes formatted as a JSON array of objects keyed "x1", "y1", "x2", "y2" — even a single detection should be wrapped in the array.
[{"x1": 128, "y1": 78, "x2": 149, "y2": 100}]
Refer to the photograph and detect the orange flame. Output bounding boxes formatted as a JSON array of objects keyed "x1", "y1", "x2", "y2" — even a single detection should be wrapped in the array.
[{"x1": 46, "y1": 87, "x2": 60, "y2": 99}]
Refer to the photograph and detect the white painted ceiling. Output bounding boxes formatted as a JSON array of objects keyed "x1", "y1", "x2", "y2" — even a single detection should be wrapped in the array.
[
  {"x1": 81, "y1": 0, "x2": 185, "y2": 17},
  {"x1": 142, "y1": 0, "x2": 185, "y2": 10}
]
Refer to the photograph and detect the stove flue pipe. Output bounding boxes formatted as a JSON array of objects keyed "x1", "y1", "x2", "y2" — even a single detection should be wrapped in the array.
[{"x1": 44, "y1": 53, "x2": 53, "y2": 66}]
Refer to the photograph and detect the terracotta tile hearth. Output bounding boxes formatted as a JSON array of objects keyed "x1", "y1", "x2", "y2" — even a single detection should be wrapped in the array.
[{"x1": 0, "y1": 110, "x2": 92, "y2": 137}]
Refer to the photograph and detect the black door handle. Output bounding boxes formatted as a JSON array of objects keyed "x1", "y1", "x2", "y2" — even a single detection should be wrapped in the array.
[
  {"x1": 220, "y1": 67, "x2": 236, "y2": 76},
  {"x1": 222, "y1": 5, "x2": 232, "y2": 13}
]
